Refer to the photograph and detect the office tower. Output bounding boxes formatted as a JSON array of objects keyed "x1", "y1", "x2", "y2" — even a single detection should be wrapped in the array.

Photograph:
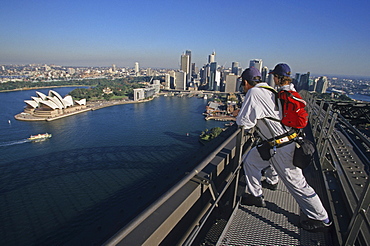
[
  {"x1": 209, "y1": 62, "x2": 218, "y2": 91},
  {"x1": 225, "y1": 74, "x2": 239, "y2": 93},
  {"x1": 164, "y1": 74, "x2": 171, "y2": 90},
  {"x1": 134, "y1": 62, "x2": 139, "y2": 75},
  {"x1": 168, "y1": 70, "x2": 176, "y2": 89},
  {"x1": 315, "y1": 76, "x2": 328, "y2": 93},
  {"x1": 232, "y1": 62, "x2": 240, "y2": 76},
  {"x1": 299, "y1": 72, "x2": 310, "y2": 91},
  {"x1": 249, "y1": 59, "x2": 263, "y2": 72},
  {"x1": 208, "y1": 51, "x2": 216, "y2": 63},
  {"x1": 175, "y1": 71, "x2": 187, "y2": 90},
  {"x1": 214, "y1": 70, "x2": 221, "y2": 91},
  {"x1": 181, "y1": 52, "x2": 191, "y2": 85},
  {"x1": 191, "y1": 63, "x2": 197, "y2": 78},
  {"x1": 261, "y1": 66, "x2": 269, "y2": 82},
  {"x1": 112, "y1": 64, "x2": 116, "y2": 72},
  {"x1": 185, "y1": 50, "x2": 193, "y2": 82}
]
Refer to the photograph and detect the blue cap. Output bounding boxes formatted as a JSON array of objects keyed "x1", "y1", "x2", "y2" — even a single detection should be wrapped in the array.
[
  {"x1": 241, "y1": 67, "x2": 261, "y2": 82},
  {"x1": 270, "y1": 63, "x2": 291, "y2": 77}
]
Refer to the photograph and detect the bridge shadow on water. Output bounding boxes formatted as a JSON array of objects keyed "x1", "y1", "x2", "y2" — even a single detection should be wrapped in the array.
[{"x1": 0, "y1": 144, "x2": 204, "y2": 245}]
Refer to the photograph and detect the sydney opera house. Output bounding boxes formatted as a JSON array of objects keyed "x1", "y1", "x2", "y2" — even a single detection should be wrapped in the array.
[{"x1": 22, "y1": 90, "x2": 87, "y2": 119}]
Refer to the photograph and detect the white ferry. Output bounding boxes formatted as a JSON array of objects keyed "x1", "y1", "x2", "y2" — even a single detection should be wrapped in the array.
[{"x1": 28, "y1": 133, "x2": 52, "y2": 142}]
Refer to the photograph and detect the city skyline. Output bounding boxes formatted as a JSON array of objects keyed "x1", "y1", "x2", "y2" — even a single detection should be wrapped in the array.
[{"x1": 1, "y1": 0, "x2": 370, "y2": 77}]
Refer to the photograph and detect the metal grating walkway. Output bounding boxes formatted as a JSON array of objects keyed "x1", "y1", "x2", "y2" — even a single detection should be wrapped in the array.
[{"x1": 216, "y1": 181, "x2": 332, "y2": 246}]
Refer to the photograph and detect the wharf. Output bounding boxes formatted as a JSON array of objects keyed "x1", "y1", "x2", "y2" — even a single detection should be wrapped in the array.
[{"x1": 205, "y1": 116, "x2": 236, "y2": 121}]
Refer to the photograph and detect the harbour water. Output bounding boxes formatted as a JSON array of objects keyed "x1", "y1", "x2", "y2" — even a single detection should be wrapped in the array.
[
  {"x1": 0, "y1": 88, "x2": 226, "y2": 245},
  {"x1": 348, "y1": 93, "x2": 370, "y2": 102}
]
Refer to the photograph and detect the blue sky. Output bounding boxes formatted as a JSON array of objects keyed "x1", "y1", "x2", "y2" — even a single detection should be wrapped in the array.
[{"x1": 1, "y1": 0, "x2": 369, "y2": 77}]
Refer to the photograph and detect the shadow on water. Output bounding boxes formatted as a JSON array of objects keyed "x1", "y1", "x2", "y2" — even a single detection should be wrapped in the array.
[{"x1": 0, "y1": 144, "x2": 199, "y2": 245}]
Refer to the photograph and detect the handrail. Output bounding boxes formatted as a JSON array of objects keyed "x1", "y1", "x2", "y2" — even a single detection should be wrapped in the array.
[
  {"x1": 302, "y1": 91, "x2": 370, "y2": 246},
  {"x1": 104, "y1": 126, "x2": 245, "y2": 245}
]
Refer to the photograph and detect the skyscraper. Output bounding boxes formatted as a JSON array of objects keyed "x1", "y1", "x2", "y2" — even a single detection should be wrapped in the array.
[
  {"x1": 208, "y1": 51, "x2": 216, "y2": 63},
  {"x1": 315, "y1": 76, "x2": 328, "y2": 93},
  {"x1": 232, "y1": 62, "x2": 240, "y2": 76},
  {"x1": 249, "y1": 59, "x2": 263, "y2": 72},
  {"x1": 181, "y1": 51, "x2": 191, "y2": 85},
  {"x1": 175, "y1": 71, "x2": 187, "y2": 90},
  {"x1": 261, "y1": 66, "x2": 269, "y2": 82},
  {"x1": 134, "y1": 62, "x2": 139, "y2": 75},
  {"x1": 225, "y1": 74, "x2": 239, "y2": 93},
  {"x1": 209, "y1": 62, "x2": 218, "y2": 91}
]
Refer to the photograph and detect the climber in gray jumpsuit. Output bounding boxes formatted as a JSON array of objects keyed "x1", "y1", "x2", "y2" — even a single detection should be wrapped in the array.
[{"x1": 236, "y1": 64, "x2": 331, "y2": 231}]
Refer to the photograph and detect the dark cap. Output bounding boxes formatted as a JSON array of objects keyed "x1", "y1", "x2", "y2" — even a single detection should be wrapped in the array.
[
  {"x1": 241, "y1": 67, "x2": 261, "y2": 82},
  {"x1": 269, "y1": 63, "x2": 291, "y2": 77}
]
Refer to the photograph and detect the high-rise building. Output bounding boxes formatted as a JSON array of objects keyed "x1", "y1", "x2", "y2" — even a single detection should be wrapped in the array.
[
  {"x1": 164, "y1": 74, "x2": 171, "y2": 90},
  {"x1": 298, "y1": 73, "x2": 310, "y2": 91},
  {"x1": 134, "y1": 62, "x2": 139, "y2": 75},
  {"x1": 224, "y1": 74, "x2": 239, "y2": 93},
  {"x1": 181, "y1": 52, "x2": 191, "y2": 85},
  {"x1": 185, "y1": 50, "x2": 195, "y2": 79},
  {"x1": 315, "y1": 76, "x2": 328, "y2": 93},
  {"x1": 209, "y1": 62, "x2": 218, "y2": 91},
  {"x1": 208, "y1": 51, "x2": 216, "y2": 63},
  {"x1": 175, "y1": 71, "x2": 187, "y2": 90},
  {"x1": 249, "y1": 59, "x2": 263, "y2": 72},
  {"x1": 261, "y1": 66, "x2": 269, "y2": 82},
  {"x1": 232, "y1": 62, "x2": 240, "y2": 76}
]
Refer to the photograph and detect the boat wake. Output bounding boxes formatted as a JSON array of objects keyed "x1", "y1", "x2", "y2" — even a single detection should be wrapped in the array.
[{"x1": 0, "y1": 139, "x2": 30, "y2": 147}]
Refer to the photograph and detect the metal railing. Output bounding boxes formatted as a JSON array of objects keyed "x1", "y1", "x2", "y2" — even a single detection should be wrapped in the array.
[
  {"x1": 104, "y1": 125, "x2": 252, "y2": 245},
  {"x1": 104, "y1": 91, "x2": 369, "y2": 246},
  {"x1": 302, "y1": 91, "x2": 370, "y2": 246}
]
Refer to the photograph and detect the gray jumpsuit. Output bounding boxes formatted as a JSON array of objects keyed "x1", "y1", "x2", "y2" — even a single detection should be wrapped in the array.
[{"x1": 236, "y1": 83, "x2": 328, "y2": 221}]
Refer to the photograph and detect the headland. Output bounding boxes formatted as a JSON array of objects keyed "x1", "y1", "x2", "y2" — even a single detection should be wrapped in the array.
[{"x1": 14, "y1": 98, "x2": 153, "y2": 122}]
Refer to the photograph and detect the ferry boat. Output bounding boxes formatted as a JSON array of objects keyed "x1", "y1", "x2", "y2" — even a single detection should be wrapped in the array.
[{"x1": 28, "y1": 133, "x2": 52, "y2": 142}]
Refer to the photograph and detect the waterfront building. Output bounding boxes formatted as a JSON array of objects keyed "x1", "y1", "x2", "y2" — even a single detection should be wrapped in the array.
[
  {"x1": 133, "y1": 86, "x2": 156, "y2": 101},
  {"x1": 175, "y1": 71, "x2": 187, "y2": 90},
  {"x1": 224, "y1": 73, "x2": 239, "y2": 93},
  {"x1": 23, "y1": 90, "x2": 86, "y2": 118},
  {"x1": 164, "y1": 74, "x2": 171, "y2": 90},
  {"x1": 152, "y1": 80, "x2": 161, "y2": 93},
  {"x1": 249, "y1": 59, "x2": 263, "y2": 72},
  {"x1": 133, "y1": 88, "x2": 145, "y2": 101},
  {"x1": 181, "y1": 52, "x2": 191, "y2": 85}
]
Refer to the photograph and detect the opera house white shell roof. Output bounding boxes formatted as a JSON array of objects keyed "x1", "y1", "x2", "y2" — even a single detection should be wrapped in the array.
[{"x1": 25, "y1": 90, "x2": 86, "y2": 110}]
